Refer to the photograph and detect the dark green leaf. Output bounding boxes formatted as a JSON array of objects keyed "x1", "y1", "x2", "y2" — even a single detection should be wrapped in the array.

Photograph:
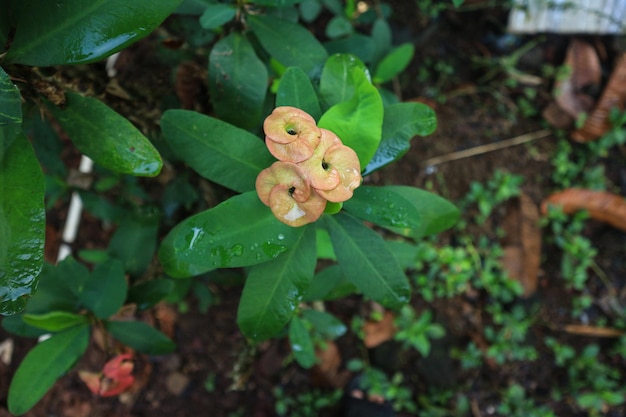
[
  {"x1": 2, "y1": 314, "x2": 49, "y2": 338},
  {"x1": 127, "y1": 279, "x2": 175, "y2": 311},
  {"x1": 325, "y1": 16, "x2": 353, "y2": 39},
  {"x1": 373, "y1": 43, "x2": 414, "y2": 84},
  {"x1": 208, "y1": 32, "x2": 268, "y2": 130},
  {"x1": 159, "y1": 192, "x2": 303, "y2": 278},
  {"x1": 8, "y1": 324, "x2": 89, "y2": 415},
  {"x1": 106, "y1": 320, "x2": 176, "y2": 355},
  {"x1": 22, "y1": 311, "x2": 88, "y2": 332},
  {"x1": 343, "y1": 185, "x2": 421, "y2": 229},
  {"x1": 81, "y1": 259, "x2": 127, "y2": 319},
  {"x1": 161, "y1": 110, "x2": 274, "y2": 193},
  {"x1": 277, "y1": 67, "x2": 322, "y2": 121},
  {"x1": 108, "y1": 209, "x2": 159, "y2": 276},
  {"x1": 48, "y1": 93, "x2": 162, "y2": 176},
  {"x1": 325, "y1": 212, "x2": 410, "y2": 309},
  {"x1": 303, "y1": 264, "x2": 357, "y2": 301},
  {"x1": 299, "y1": 0, "x2": 322, "y2": 22},
  {"x1": 5, "y1": 0, "x2": 183, "y2": 65},
  {"x1": 0, "y1": 5, "x2": 11, "y2": 54},
  {"x1": 199, "y1": 4, "x2": 235, "y2": 29},
  {"x1": 25, "y1": 259, "x2": 86, "y2": 314},
  {"x1": 316, "y1": 227, "x2": 336, "y2": 260},
  {"x1": 301, "y1": 309, "x2": 346, "y2": 340},
  {"x1": 254, "y1": 0, "x2": 304, "y2": 5},
  {"x1": 0, "y1": 132, "x2": 45, "y2": 314},
  {"x1": 0, "y1": 67, "x2": 22, "y2": 129},
  {"x1": 318, "y1": 67, "x2": 383, "y2": 168},
  {"x1": 386, "y1": 240, "x2": 419, "y2": 270},
  {"x1": 364, "y1": 102, "x2": 437, "y2": 175},
  {"x1": 289, "y1": 315, "x2": 316, "y2": 368},
  {"x1": 319, "y1": 53, "x2": 369, "y2": 109},
  {"x1": 385, "y1": 186, "x2": 459, "y2": 238},
  {"x1": 370, "y1": 18, "x2": 392, "y2": 68},
  {"x1": 237, "y1": 224, "x2": 316, "y2": 342},
  {"x1": 324, "y1": 34, "x2": 374, "y2": 64},
  {"x1": 248, "y1": 14, "x2": 328, "y2": 76}
]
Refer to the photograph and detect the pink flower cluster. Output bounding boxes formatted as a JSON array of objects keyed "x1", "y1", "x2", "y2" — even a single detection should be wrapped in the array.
[{"x1": 256, "y1": 106, "x2": 362, "y2": 227}]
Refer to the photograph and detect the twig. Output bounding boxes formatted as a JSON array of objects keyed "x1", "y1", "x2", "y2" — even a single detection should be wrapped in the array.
[{"x1": 422, "y1": 128, "x2": 552, "y2": 168}]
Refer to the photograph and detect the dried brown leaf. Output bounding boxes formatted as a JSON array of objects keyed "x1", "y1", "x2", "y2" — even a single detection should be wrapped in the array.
[
  {"x1": 541, "y1": 189, "x2": 626, "y2": 232},
  {"x1": 363, "y1": 310, "x2": 396, "y2": 348},
  {"x1": 563, "y1": 324, "x2": 624, "y2": 338},
  {"x1": 310, "y1": 341, "x2": 349, "y2": 388}
]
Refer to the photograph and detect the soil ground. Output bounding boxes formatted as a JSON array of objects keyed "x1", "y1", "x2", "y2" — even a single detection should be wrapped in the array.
[{"x1": 2, "y1": 3, "x2": 626, "y2": 417}]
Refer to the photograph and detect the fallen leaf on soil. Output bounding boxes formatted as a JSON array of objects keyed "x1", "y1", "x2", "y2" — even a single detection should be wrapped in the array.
[
  {"x1": 501, "y1": 193, "x2": 542, "y2": 297},
  {"x1": 363, "y1": 310, "x2": 396, "y2": 348},
  {"x1": 554, "y1": 39, "x2": 601, "y2": 119},
  {"x1": 78, "y1": 353, "x2": 135, "y2": 397},
  {"x1": 541, "y1": 189, "x2": 626, "y2": 232},
  {"x1": 563, "y1": 324, "x2": 624, "y2": 338},
  {"x1": 572, "y1": 53, "x2": 626, "y2": 142},
  {"x1": 310, "y1": 341, "x2": 350, "y2": 388}
]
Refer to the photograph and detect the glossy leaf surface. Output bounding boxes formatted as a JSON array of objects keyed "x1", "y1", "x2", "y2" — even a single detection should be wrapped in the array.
[
  {"x1": 343, "y1": 185, "x2": 421, "y2": 229},
  {"x1": 5, "y1": 0, "x2": 182, "y2": 65},
  {"x1": 0, "y1": 67, "x2": 21, "y2": 130},
  {"x1": 159, "y1": 192, "x2": 303, "y2": 278},
  {"x1": 319, "y1": 54, "x2": 369, "y2": 109},
  {"x1": 0, "y1": 133, "x2": 45, "y2": 314},
  {"x1": 106, "y1": 320, "x2": 176, "y2": 355},
  {"x1": 8, "y1": 324, "x2": 89, "y2": 415},
  {"x1": 276, "y1": 66, "x2": 322, "y2": 121},
  {"x1": 161, "y1": 110, "x2": 274, "y2": 193},
  {"x1": 289, "y1": 315, "x2": 316, "y2": 368},
  {"x1": 318, "y1": 67, "x2": 383, "y2": 167},
  {"x1": 364, "y1": 102, "x2": 437, "y2": 175},
  {"x1": 49, "y1": 93, "x2": 162, "y2": 176},
  {"x1": 385, "y1": 186, "x2": 459, "y2": 238},
  {"x1": 248, "y1": 14, "x2": 328, "y2": 76},
  {"x1": 208, "y1": 32, "x2": 267, "y2": 130},
  {"x1": 325, "y1": 212, "x2": 410, "y2": 309},
  {"x1": 237, "y1": 224, "x2": 315, "y2": 342}
]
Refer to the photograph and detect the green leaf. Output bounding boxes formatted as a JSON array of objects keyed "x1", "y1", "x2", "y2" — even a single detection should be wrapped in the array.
[
  {"x1": 8, "y1": 324, "x2": 89, "y2": 415},
  {"x1": 159, "y1": 191, "x2": 303, "y2": 278},
  {"x1": 386, "y1": 240, "x2": 419, "y2": 270},
  {"x1": 277, "y1": 67, "x2": 322, "y2": 121},
  {"x1": 343, "y1": 185, "x2": 421, "y2": 229},
  {"x1": 4, "y1": 0, "x2": 182, "y2": 65},
  {"x1": 208, "y1": 32, "x2": 268, "y2": 130},
  {"x1": 48, "y1": 93, "x2": 162, "y2": 176},
  {"x1": 385, "y1": 186, "x2": 459, "y2": 238},
  {"x1": 301, "y1": 309, "x2": 346, "y2": 340},
  {"x1": 237, "y1": 224, "x2": 316, "y2": 342},
  {"x1": 289, "y1": 315, "x2": 316, "y2": 368},
  {"x1": 325, "y1": 16, "x2": 353, "y2": 39},
  {"x1": 127, "y1": 279, "x2": 175, "y2": 311},
  {"x1": 372, "y1": 43, "x2": 414, "y2": 84},
  {"x1": 364, "y1": 102, "x2": 437, "y2": 175},
  {"x1": 248, "y1": 14, "x2": 328, "y2": 76},
  {"x1": 315, "y1": 227, "x2": 336, "y2": 260},
  {"x1": 105, "y1": 320, "x2": 176, "y2": 355},
  {"x1": 81, "y1": 259, "x2": 127, "y2": 319},
  {"x1": 108, "y1": 209, "x2": 159, "y2": 276},
  {"x1": 0, "y1": 67, "x2": 22, "y2": 130},
  {"x1": 2, "y1": 314, "x2": 49, "y2": 338},
  {"x1": 324, "y1": 34, "x2": 374, "y2": 65},
  {"x1": 370, "y1": 18, "x2": 392, "y2": 68},
  {"x1": 25, "y1": 259, "x2": 87, "y2": 314},
  {"x1": 299, "y1": 0, "x2": 322, "y2": 22},
  {"x1": 161, "y1": 110, "x2": 274, "y2": 193},
  {"x1": 199, "y1": 4, "x2": 236, "y2": 29},
  {"x1": 22, "y1": 311, "x2": 88, "y2": 332},
  {"x1": 325, "y1": 212, "x2": 410, "y2": 309},
  {"x1": 254, "y1": 0, "x2": 304, "y2": 5},
  {"x1": 319, "y1": 53, "x2": 369, "y2": 109},
  {"x1": 318, "y1": 67, "x2": 383, "y2": 168},
  {"x1": 302, "y1": 264, "x2": 357, "y2": 301},
  {"x1": 0, "y1": 132, "x2": 45, "y2": 314}
]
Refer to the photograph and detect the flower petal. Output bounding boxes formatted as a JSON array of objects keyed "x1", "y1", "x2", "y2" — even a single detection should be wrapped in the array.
[
  {"x1": 256, "y1": 162, "x2": 311, "y2": 206},
  {"x1": 263, "y1": 106, "x2": 319, "y2": 145},
  {"x1": 298, "y1": 129, "x2": 342, "y2": 191},
  {"x1": 316, "y1": 143, "x2": 362, "y2": 203},
  {"x1": 269, "y1": 185, "x2": 326, "y2": 227}
]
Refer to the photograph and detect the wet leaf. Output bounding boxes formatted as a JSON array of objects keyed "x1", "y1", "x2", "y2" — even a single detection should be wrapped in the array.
[
  {"x1": 159, "y1": 192, "x2": 302, "y2": 278},
  {"x1": 248, "y1": 14, "x2": 328, "y2": 77},
  {"x1": 105, "y1": 320, "x2": 176, "y2": 355},
  {"x1": 161, "y1": 110, "x2": 274, "y2": 193},
  {"x1": 318, "y1": 67, "x2": 383, "y2": 167},
  {"x1": 0, "y1": 67, "x2": 22, "y2": 130},
  {"x1": 325, "y1": 212, "x2": 410, "y2": 309},
  {"x1": 289, "y1": 315, "x2": 316, "y2": 368},
  {"x1": 48, "y1": 93, "x2": 162, "y2": 176},
  {"x1": 541, "y1": 188, "x2": 626, "y2": 232},
  {"x1": 364, "y1": 102, "x2": 436, "y2": 175},
  {"x1": 8, "y1": 324, "x2": 90, "y2": 415},
  {"x1": 4, "y1": 0, "x2": 182, "y2": 65},
  {"x1": 0, "y1": 132, "x2": 45, "y2": 314},
  {"x1": 237, "y1": 224, "x2": 315, "y2": 342},
  {"x1": 343, "y1": 185, "x2": 421, "y2": 229},
  {"x1": 277, "y1": 67, "x2": 322, "y2": 121},
  {"x1": 208, "y1": 32, "x2": 267, "y2": 130}
]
